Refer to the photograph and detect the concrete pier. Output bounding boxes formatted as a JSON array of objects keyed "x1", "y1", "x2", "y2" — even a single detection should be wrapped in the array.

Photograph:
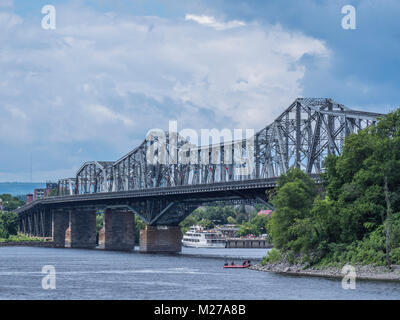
[
  {"x1": 52, "y1": 209, "x2": 70, "y2": 248},
  {"x1": 139, "y1": 225, "x2": 182, "y2": 253},
  {"x1": 99, "y1": 209, "x2": 135, "y2": 251},
  {"x1": 64, "y1": 209, "x2": 97, "y2": 249}
]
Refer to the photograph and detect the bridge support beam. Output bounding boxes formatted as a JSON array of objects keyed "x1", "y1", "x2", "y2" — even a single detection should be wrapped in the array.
[
  {"x1": 139, "y1": 225, "x2": 182, "y2": 253},
  {"x1": 65, "y1": 209, "x2": 97, "y2": 249},
  {"x1": 99, "y1": 209, "x2": 135, "y2": 251},
  {"x1": 52, "y1": 209, "x2": 70, "y2": 247}
]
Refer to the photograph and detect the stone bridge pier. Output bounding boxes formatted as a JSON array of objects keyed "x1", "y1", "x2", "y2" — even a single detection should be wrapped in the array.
[
  {"x1": 50, "y1": 207, "x2": 182, "y2": 253},
  {"x1": 52, "y1": 208, "x2": 97, "y2": 249},
  {"x1": 99, "y1": 208, "x2": 135, "y2": 251},
  {"x1": 139, "y1": 225, "x2": 182, "y2": 253}
]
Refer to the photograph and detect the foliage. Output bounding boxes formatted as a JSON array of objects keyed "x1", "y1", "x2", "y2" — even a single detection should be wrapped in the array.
[
  {"x1": 0, "y1": 234, "x2": 45, "y2": 242},
  {"x1": 0, "y1": 194, "x2": 25, "y2": 211},
  {"x1": 47, "y1": 189, "x2": 58, "y2": 197},
  {"x1": 237, "y1": 222, "x2": 259, "y2": 236},
  {"x1": 268, "y1": 168, "x2": 317, "y2": 252},
  {"x1": 199, "y1": 218, "x2": 214, "y2": 230},
  {"x1": 96, "y1": 213, "x2": 104, "y2": 233},
  {"x1": 265, "y1": 248, "x2": 281, "y2": 263},
  {"x1": 248, "y1": 214, "x2": 269, "y2": 234},
  {"x1": 135, "y1": 215, "x2": 146, "y2": 244},
  {"x1": 0, "y1": 211, "x2": 19, "y2": 239}
]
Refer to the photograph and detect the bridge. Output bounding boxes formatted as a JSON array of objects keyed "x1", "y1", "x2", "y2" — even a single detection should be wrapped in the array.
[{"x1": 16, "y1": 98, "x2": 384, "y2": 252}]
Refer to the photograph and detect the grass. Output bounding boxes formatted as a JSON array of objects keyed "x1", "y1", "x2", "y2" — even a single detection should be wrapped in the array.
[{"x1": 0, "y1": 234, "x2": 47, "y2": 242}]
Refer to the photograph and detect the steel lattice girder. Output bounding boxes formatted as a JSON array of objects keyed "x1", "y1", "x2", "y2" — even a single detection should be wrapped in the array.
[{"x1": 63, "y1": 98, "x2": 384, "y2": 195}]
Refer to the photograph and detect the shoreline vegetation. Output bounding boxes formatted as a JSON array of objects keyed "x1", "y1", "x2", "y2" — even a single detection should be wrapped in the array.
[
  {"x1": 0, "y1": 234, "x2": 49, "y2": 243},
  {"x1": 253, "y1": 109, "x2": 400, "y2": 282}
]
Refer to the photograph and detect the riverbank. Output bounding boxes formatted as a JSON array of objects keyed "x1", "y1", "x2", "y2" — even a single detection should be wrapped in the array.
[
  {"x1": 250, "y1": 262, "x2": 400, "y2": 282},
  {"x1": 0, "y1": 241, "x2": 54, "y2": 247}
]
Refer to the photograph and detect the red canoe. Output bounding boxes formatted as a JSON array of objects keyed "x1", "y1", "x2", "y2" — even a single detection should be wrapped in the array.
[{"x1": 223, "y1": 264, "x2": 251, "y2": 268}]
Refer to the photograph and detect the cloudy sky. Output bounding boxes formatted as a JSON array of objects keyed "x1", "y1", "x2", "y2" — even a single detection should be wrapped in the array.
[{"x1": 0, "y1": 0, "x2": 399, "y2": 182}]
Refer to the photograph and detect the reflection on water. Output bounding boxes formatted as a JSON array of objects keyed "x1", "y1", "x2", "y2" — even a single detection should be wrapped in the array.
[{"x1": 0, "y1": 246, "x2": 399, "y2": 300}]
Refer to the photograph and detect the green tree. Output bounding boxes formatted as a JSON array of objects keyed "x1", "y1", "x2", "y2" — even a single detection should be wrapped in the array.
[
  {"x1": 227, "y1": 216, "x2": 236, "y2": 225},
  {"x1": 0, "y1": 194, "x2": 24, "y2": 211},
  {"x1": 249, "y1": 214, "x2": 270, "y2": 234},
  {"x1": 269, "y1": 168, "x2": 317, "y2": 252},
  {"x1": 135, "y1": 215, "x2": 146, "y2": 244},
  {"x1": 199, "y1": 219, "x2": 214, "y2": 230},
  {"x1": 0, "y1": 211, "x2": 18, "y2": 236},
  {"x1": 237, "y1": 222, "x2": 259, "y2": 236}
]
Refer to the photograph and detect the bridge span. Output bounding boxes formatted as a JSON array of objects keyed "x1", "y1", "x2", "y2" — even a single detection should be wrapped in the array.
[{"x1": 15, "y1": 98, "x2": 384, "y2": 253}]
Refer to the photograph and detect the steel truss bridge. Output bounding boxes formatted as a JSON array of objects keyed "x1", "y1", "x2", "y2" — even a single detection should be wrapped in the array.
[{"x1": 17, "y1": 98, "x2": 384, "y2": 227}]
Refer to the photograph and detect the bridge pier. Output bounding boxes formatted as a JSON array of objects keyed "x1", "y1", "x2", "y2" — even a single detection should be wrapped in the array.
[
  {"x1": 99, "y1": 209, "x2": 135, "y2": 251},
  {"x1": 139, "y1": 225, "x2": 182, "y2": 253},
  {"x1": 65, "y1": 209, "x2": 97, "y2": 249},
  {"x1": 52, "y1": 209, "x2": 70, "y2": 247}
]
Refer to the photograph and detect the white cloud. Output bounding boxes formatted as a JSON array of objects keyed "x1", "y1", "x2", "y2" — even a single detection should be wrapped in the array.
[
  {"x1": 85, "y1": 104, "x2": 134, "y2": 127},
  {"x1": 0, "y1": 4, "x2": 330, "y2": 181},
  {"x1": 185, "y1": 14, "x2": 246, "y2": 30}
]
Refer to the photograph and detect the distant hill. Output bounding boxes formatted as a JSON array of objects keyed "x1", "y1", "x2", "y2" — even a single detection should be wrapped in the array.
[{"x1": 0, "y1": 182, "x2": 46, "y2": 196}]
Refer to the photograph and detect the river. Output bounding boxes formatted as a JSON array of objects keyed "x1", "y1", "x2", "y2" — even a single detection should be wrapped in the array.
[{"x1": 0, "y1": 246, "x2": 399, "y2": 299}]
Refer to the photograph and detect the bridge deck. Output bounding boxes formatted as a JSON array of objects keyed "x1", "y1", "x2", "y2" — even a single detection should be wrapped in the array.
[{"x1": 16, "y1": 176, "x2": 322, "y2": 215}]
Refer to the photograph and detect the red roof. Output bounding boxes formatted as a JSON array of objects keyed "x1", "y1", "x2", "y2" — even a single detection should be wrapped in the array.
[{"x1": 257, "y1": 210, "x2": 273, "y2": 216}]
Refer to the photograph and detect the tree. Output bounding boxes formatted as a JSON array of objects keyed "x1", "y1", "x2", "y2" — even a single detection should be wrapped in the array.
[
  {"x1": 0, "y1": 194, "x2": 24, "y2": 211},
  {"x1": 237, "y1": 222, "x2": 259, "y2": 236},
  {"x1": 96, "y1": 213, "x2": 104, "y2": 233},
  {"x1": 227, "y1": 216, "x2": 236, "y2": 225},
  {"x1": 199, "y1": 219, "x2": 214, "y2": 230},
  {"x1": 269, "y1": 168, "x2": 317, "y2": 252},
  {"x1": 180, "y1": 214, "x2": 199, "y2": 234},
  {"x1": 249, "y1": 214, "x2": 269, "y2": 234},
  {"x1": 135, "y1": 216, "x2": 146, "y2": 244},
  {"x1": 384, "y1": 176, "x2": 393, "y2": 267},
  {"x1": 0, "y1": 211, "x2": 18, "y2": 237}
]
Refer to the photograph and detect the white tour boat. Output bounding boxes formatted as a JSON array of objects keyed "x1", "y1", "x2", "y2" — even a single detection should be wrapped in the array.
[{"x1": 182, "y1": 225, "x2": 227, "y2": 248}]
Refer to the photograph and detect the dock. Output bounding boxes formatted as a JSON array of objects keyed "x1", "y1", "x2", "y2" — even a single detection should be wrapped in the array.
[{"x1": 225, "y1": 238, "x2": 272, "y2": 248}]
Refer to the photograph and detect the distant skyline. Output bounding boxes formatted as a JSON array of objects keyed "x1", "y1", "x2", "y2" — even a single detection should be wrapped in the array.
[{"x1": 1, "y1": 0, "x2": 399, "y2": 182}]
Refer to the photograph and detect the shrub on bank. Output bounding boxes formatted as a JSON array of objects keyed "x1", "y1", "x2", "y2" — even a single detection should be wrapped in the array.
[
  {"x1": 0, "y1": 234, "x2": 46, "y2": 242},
  {"x1": 264, "y1": 248, "x2": 281, "y2": 264}
]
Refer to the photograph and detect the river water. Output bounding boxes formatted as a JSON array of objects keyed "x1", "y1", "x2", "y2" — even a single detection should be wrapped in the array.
[{"x1": 0, "y1": 246, "x2": 399, "y2": 300}]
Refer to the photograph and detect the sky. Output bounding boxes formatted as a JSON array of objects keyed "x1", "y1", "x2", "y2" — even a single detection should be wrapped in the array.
[{"x1": 0, "y1": 0, "x2": 399, "y2": 182}]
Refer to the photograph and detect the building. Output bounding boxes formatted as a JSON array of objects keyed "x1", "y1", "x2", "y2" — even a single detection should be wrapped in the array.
[
  {"x1": 257, "y1": 209, "x2": 273, "y2": 217},
  {"x1": 33, "y1": 182, "x2": 58, "y2": 201},
  {"x1": 34, "y1": 188, "x2": 47, "y2": 200},
  {"x1": 0, "y1": 198, "x2": 4, "y2": 211},
  {"x1": 26, "y1": 194, "x2": 33, "y2": 204}
]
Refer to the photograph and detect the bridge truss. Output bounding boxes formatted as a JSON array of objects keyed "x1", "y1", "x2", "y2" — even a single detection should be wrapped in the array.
[{"x1": 58, "y1": 98, "x2": 383, "y2": 197}]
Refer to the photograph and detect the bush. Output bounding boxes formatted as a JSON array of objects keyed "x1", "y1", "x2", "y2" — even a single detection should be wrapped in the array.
[
  {"x1": 265, "y1": 248, "x2": 281, "y2": 263},
  {"x1": 390, "y1": 247, "x2": 400, "y2": 264},
  {"x1": 0, "y1": 227, "x2": 9, "y2": 239}
]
